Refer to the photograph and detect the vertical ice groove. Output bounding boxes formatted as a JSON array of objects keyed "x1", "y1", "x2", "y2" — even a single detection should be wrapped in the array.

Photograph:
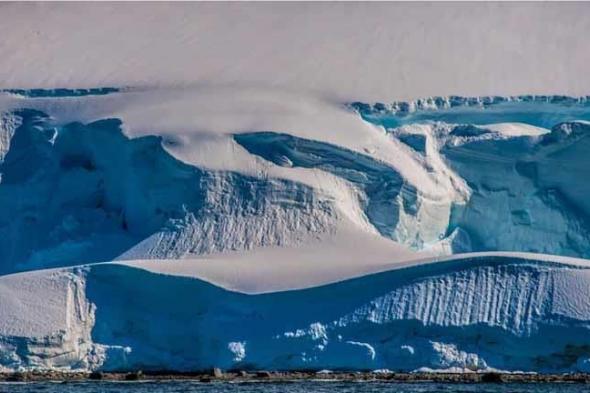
[{"x1": 339, "y1": 262, "x2": 562, "y2": 337}]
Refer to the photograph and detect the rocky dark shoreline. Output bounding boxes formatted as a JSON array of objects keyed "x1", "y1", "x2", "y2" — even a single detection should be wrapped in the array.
[{"x1": 2, "y1": 370, "x2": 590, "y2": 384}]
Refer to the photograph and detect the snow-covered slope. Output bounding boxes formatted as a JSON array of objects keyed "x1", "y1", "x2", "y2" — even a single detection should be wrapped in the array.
[{"x1": 0, "y1": 89, "x2": 466, "y2": 274}]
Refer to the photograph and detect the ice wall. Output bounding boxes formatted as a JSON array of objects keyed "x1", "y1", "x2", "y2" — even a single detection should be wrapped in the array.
[
  {"x1": 3, "y1": 254, "x2": 590, "y2": 372},
  {"x1": 3, "y1": 98, "x2": 590, "y2": 273},
  {"x1": 357, "y1": 98, "x2": 590, "y2": 258},
  {"x1": 0, "y1": 110, "x2": 336, "y2": 273}
]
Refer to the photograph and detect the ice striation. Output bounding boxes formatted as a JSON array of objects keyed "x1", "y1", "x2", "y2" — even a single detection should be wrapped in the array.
[{"x1": 3, "y1": 255, "x2": 590, "y2": 372}]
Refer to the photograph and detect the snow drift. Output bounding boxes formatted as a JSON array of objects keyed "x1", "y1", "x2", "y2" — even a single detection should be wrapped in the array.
[{"x1": 1, "y1": 90, "x2": 590, "y2": 373}]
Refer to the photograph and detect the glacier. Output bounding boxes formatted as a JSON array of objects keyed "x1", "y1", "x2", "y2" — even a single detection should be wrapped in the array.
[{"x1": 1, "y1": 90, "x2": 590, "y2": 373}]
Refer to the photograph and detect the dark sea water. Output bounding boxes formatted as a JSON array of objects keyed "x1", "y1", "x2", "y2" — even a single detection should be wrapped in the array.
[{"x1": 3, "y1": 381, "x2": 590, "y2": 393}]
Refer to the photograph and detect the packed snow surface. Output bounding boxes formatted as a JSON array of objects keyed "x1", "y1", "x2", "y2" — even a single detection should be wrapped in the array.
[
  {"x1": 1, "y1": 89, "x2": 590, "y2": 372},
  {"x1": 1, "y1": 3, "x2": 590, "y2": 100}
]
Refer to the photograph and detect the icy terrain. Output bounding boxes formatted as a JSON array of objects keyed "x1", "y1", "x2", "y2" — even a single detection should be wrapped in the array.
[
  {"x1": 1, "y1": 1, "x2": 590, "y2": 374},
  {"x1": 4, "y1": 254, "x2": 590, "y2": 373},
  {"x1": 1, "y1": 89, "x2": 590, "y2": 373},
  {"x1": 358, "y1": 98, "x2": 590, "y2": 258},
  {"x1": 2, "y1": 93, "x2": 590, "y2": 274}
]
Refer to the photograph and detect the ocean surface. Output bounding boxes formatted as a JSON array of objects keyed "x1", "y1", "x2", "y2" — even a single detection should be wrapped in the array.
[{"x1": 3, "y1": 381, "x2": 590, "y2": 393}]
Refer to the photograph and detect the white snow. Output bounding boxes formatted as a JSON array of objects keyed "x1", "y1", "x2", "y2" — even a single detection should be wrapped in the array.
[
  {"x1": 478, "y1": 123, "x2": 549, "y2": 137},
  {"x1": 1, "y1": 3, "x2": 589, "y2": 101},
  {"x1": 122, "y1": 229, "x2": 431, "y2": 294}
]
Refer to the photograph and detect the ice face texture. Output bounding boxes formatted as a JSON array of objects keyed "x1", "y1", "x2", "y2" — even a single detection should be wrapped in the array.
[
  {"x1": 3, "y1": 255, "x2": 590, "y2": 372},
  {"x1": 2, "y1": 92, "x2": 590, "y2": 372}
]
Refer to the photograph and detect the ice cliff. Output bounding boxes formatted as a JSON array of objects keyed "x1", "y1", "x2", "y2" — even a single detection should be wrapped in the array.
[
  {"x1": 1, "y1": 90, "x2": 590, "y2": 372},
  {"x1": 0, "y1": 109, "x2": 336, "y2": 274},
  {"x1": 3, "y1": 254, "x2": 590, "y2": 373}
]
